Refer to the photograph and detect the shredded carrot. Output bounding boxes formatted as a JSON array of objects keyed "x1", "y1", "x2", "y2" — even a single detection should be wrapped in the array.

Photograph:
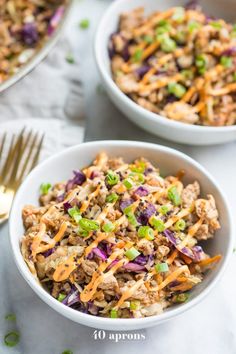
[
  {"x1": 157, "y1": 265, "x2": 190, "y2": 291},
  {"x1": 53, "y1": 222, "x2": 67, "y2": 243},
  {"x1": 198, "y1": 254, "x2": 222, "y2": 267},
  {"x1": 166, "y1": 249, "x2": 179, "y2": 265}
]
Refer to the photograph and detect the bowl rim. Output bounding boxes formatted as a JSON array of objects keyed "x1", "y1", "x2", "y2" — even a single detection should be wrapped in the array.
[
  {"x1": 94, "y1": 0, "x2": 236, "y2": 133},
  {"x1": 0, "y1": 0, "x2": 74, "y2": 94},
  {"x1": 9, "y1": 140, "x2": 234, "y2": 329}
]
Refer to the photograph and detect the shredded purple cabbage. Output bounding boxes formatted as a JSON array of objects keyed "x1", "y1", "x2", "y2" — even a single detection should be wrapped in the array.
[
  {"x1": 42, "y1": 248, "x2": 55, "y2": 257},
  {"x1": 62, "y1": 289, "x2": 80, "y2": 307},
  {"x1": 222, "y1": 47, "x2": 236, "y2": 56},
  {"x1": 88, "y1": 301, "x2": 99, "y2": 315},
  {"x1": 135, "y1": 65, "x2": 151, "y2": 79},
  {"x1": 123, "y1": 262, "x2": 146, "y2": 272},
  {"x1": 134, "y1": 255, "x2": 148, "y2": 265},
  {"x1": 120, "y1": 198, "x2": 134, "y2": 212},
  {"x1": 92, "y1": 247, "x2": 107, "y2": 261},
  {"x1": 137, "y1": 203, "x2": 156, "y2": 225},
  {"x1": 66, "y1": 170, "x2": 86, "y2": 191},
  {"x1": 163, "y1": 229, "x2": 180, "y2": 246},
  {"x1": 63, "y1": 201, "x2": 72, "y2": 213},
  {"x1": 134, "y1": 186, "x2": 149, "y2": 197},
  {"x1": 22, "y1": 23, "x2": 38, "y2": 46},
  {"x1": 57, "y1": 193, "x2": 65, "y2": 203},
  {"x1": 48, "y1": 6, "x2": 65, "y2": 35}
]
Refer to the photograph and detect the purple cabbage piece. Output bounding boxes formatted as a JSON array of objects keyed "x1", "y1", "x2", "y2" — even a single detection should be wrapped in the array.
[
  {"x1": 57, "y1": 193, "x2": 65, "y2": 203},
  {"x1": 88, "y1": 302, "x2": 99, "y2": 315},
  {"x1": 137, "y1": 203, "x2": 156, "y2": 225},
  {"x1": 181, "y1": 246, "x2": 195, "y2": 259},
  {"x1": 93, "y1": 247, "x2": 107, "y2": 261},
  {"x1": 136, "y1": 65, "x2": 151, "y2": 79},
  {"x1": 87, "y1": 252, "x2": 94, "y2": 260},
  {"x1": 122, "y1": 42, "x2": 130, "y2": 61},
  {"x1": 66, "y1": 170, "x2": 86, "y2": 191},
  {"x1": 123, "y1": 262, "x2": 146, "y2": 272},
  {"x1": 42, "y1": 248, "x2": 55, "y2": 257},
  {"x1": 144, "y1": 167, "x2": 154, "y2": 176},
  {"x1": 90, "y1": 170, "x2": 100, "y2": 179},
  {"x1": 166, "y1": 94, "x2": 178, "y2": 104},
  {"x1": 22, "y1": 23, "x2": 38, "y2": 46},
  {"x1": 169, "y1": 280, "x2": 180, "y2": 288},
  {"x1": 107, "y1": 259, "x2": 119, "y2": 270},
  {"x1": 163, "y1": 229, "x2": 180, "y2": 246},
  {"x1": 222, "y1": 47, "x2": 236, "y2": 56},
  {"x1": 146, "y1": 254, "x2": 154, "y2": 268},
  {"x1": 48, "y1": 6, "x2": 65, "y2": 35},
  {"x1": 63, "y1": 201, "x2": 72, "y2": 213},
  {"x1": 134, "y1": 255, "x2": 148, "y2": 265},
  {"x1": 192, "y1": 245, "x2": 205, "y2": 261},
  {"x1": 62, "y1": 289, "x2": 80, "y2": 307},
  {"x1": 120, "y1": 198, "x2": 134, "y2": 212},
  {"x1": 134, "y1": 186, "x2": 149, "y2": 197},
  {"x1": 100, "y1": 242, "x2": 113, "y2": 256}
]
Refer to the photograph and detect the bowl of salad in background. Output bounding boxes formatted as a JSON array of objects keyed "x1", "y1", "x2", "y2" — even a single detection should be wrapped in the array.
[
  {"x1": 95, "y1": 0, "x2": 236, "y2": 145},
  {"x1": 9, "y1": 141, "x2": 233, "y2": 330},
  {"x1": 0, "y1": 0, "x2": 73, "y2": 93}
]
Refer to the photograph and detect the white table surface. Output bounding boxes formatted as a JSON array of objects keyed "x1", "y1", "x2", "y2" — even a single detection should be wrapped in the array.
[{"x1": 1, "y1": 1, "x2": 236, "y2": 353}]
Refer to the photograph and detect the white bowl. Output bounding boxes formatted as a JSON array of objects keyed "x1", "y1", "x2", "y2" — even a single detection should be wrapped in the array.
[
  {"x1": 9, "y1": 141, "x2": 233, "y2": 330},
  {"x1": 94, "y1": 0, "x2": 236, "y2": 145}
]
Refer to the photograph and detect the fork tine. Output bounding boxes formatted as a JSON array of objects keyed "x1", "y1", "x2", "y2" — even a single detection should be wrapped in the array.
[
  {"x1": 0, "y1": 133, "x2": 7, "y2": 161},
  {"x1": 16, "y1": 133, "x2": 44, "y2": 187},
  {"x1": 0, "y1": 134, "x2": 15, "y2": 184},
  {"x1": 0, "y1": 128, "x2": 25, "y2": 185},
  {"x1": 8, "y1": 129, "x2": 33, "y2": 186}
]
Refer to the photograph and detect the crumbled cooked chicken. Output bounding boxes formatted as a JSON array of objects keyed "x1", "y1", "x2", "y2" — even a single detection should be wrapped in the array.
[
  {"x1": 182, "y1": 181, "x2": 200, "y2": 208},
  {"x1": 137, "y1": 239, "x2": 154, "y2": 256}
]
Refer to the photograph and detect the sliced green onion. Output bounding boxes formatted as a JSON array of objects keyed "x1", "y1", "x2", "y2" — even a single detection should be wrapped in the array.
[
  {"x1": 233, "y1": 73, "x2": 236, "y2": 82},
  {"x1": 138, "y1": 226, "x2": 154, "y2": 240},
  {"x1": 167, "y1": 186, "x2": 182, "y2": 206},
  {"x1": 66, "y1": 53, "x2": 75, "y2": 64},
  {"x1": 129, "y1": 172, "x2": 145, "y2": 184},
  {"x1": 159, "y1": 35, "x2": 177, "y2": 53},
  {"x1": 5, "y1": 313, "x2": 16, "y2": 321},
  {"x1": 175, "y1": 31, "x2": 186, "y2": 44},
  {"x1": 68, "y1": 207, "x2": 81, "y2": 223},
  {"x1": 168, "y1": 82, "x2": 186, "y2": 98},
  {"x1": 155, "y1": 262, "x2": 169, "y2": 273},
  {"x1": 127, "y1": 212, "x2": 139, "y2": 227},
  {"x1": 158, "y1": 205, "x2": 170, "y2": 215},
  {"x1": 175, "y1": 293, "x2": 189, "y2": 303},
  {"x1": 130, "y1": 300, "x2": 140, "y2": 310},
  {"x1": 77, "y1": 228, "x2": 89, "y2": 237},
  {"x1": 123, "y1": 178, "x2": 134, "y2": 190},
  {"x1": 130, "y1": 161, "x2": 146, "y2": 173},
  {"x1": 175, "y1": 219, "x2": 186, "y2": 231},
  {"x1": 156, "y1": 20, "x2": 172, "y2": 34},
  {"x1": 40, "y1": 183, "x2": 51, "y2": 195},
  {"x1": 125, "y1": 247, "x2": 140, "y2": 261},
  {"x1": 79, "y1": 218, "x2": 100, "y2": 231},
  {"x1": 181, "y1": 69, "x2": 194, "y2": 80},
  {"x1": 106, "y1": 193, "x2": 119, "y2": 203},
  {"x1": 110, "y1": 308, "x2": 118, "y2": 318},
  {"x1": 143, "y1": 35, "x2": 154, "y2": 44},
  {"x1": 62, "y1": 350, "x2": 73, "y2": 354},
  {"x1": 188, "y1": 20, "x2": 201, "y2": 32},
  {"x1": 102, "y1": 221, "x2": 115, "y2": 233},
  {"x1": 150, "y1": 217, "x2": 166, "y2": 232},
  {"x1": 58, "y1": 293, "x2": 66, "y2": 302},
  {"x1": 79, "y1": 18, "x2": 90, "y2": 29},
  {"x1": 195, "y1": 54, "x2": 207, "y2": 74},
  {"x1": 4, "y1": 331, "x2": 20, "y2": 347},
  {"x1": 123, "y1": 205, "x2": 133, "y2": 215},
  {"x1": 132, "y1": 48, "x2": 143, "y2": 62},
  {"x1": 172, "y1": 7, "x2": 185, "y2": 23},
  {"x1": 210, "y1": 21, "x2": 222, "y2": 29},
  {"x1": 106, "y1": 170, "x2": 120, "y2": 186},
  {"x1": 220, "y1": 56, "x2": 232, "y2": 68}
]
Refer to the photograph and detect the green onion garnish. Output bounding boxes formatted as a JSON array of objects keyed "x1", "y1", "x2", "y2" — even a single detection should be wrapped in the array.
[
  {"x1": 127, "y1": 212, "x2": 139, "y2": 227},
  {"x1": 66, "y1": 53, "x2": 75, "y2": 64},
  {"x1": 210, "y1": 21, "x2": 222, "y2": 29},
  {"x1": 159, "y1": 35, "x2": 177, "y2": 52},
  {"x1": 143, "y1": 35, "x2": 154, "y2": 44},
  {"x1": 79, "y1": 18, "x2": 90, "y2": 29},
  {"x1": 4, "y1": 331, "x2": 20, "y2": 347},
  {"x1": 188, "y1": 20, "x2": 201, "y2": 32},
  {"x1": 5, "y1": 313, "x2": 16, "y2": 321},
  {"x1": 167, "y1": 186, "x2": 182, "y2": 206},
  {"x1": 79, "y1": 218, "x2": 100, "y2": 232},
  {"x1": 172, "y1": 7, "x2": 185, "y2": 23},
  {"x1": 130, "y1": 161, "x2": 146, "y2": 173},
  {"x1": 62, "y1": 350, "x2": 73, "y2": 354},
  {"x1": 110, "y1": 308, "x2": 118, "y2": 318},
  {"x1": 181, "y1": 69, "x2": 194, "y2": 80},
  {"x1": 175, "y1": 219, "x2": 186, "y2": 231},
  {"x1": 125, "y1": 247, "x2": 140, "y2": 261},
  {"x1": 40, "y1": 183, "x2": 51, "y2": 195},
  {"x1": 102, "y1": 222, "x2": 115, "y2": 233},
  {"x1": 233, "y1": 73, "x2": 236, "y2": 82},
  {"x1": 138, "y1": 226, "x2": 154, "y2": 240},
  {"x1": 156, "y1": 20, "x2": 172, "y2": 34},
  {"x1": 155, "y1": 262, "x2": 169, "y2": 273},
  {"x1": 175, "y1": 293, "x2": 189, "y2": 303},
  {"x1": 130, "y1": 300, "x2": 140, "y2": 310},
  {"x1": 195, "y1": 54, "x2": 207, "y2": 74},
  {"x1": 220, "y1": 56, "x2": 232, "y2": 68},
  {"x1": 77, "y1": 228, "x2": 89, "y2": 238},
  {"x1": 150, "y1": 217, "x2": 166, "y2": 232},
  {"x1": 132, "y1": 48, "x2": 143, "y2": 63},
  {"x1": 123, "y1": 178, "x2": 134, "y2": 190},
  {"x1": 168, "y1": 82, "x2": 186, "y2": 98},
  {"x1": 129, "y1": 172, "x2": 145, "y2": 184},
  {"x1": 106, "y1": 170, "x2": 120, "y2": 186},
  {"x1": 68, "y1": 207, "x2": 81, "y2": 223},
  {"x1": 58, "y1": 293, "x2": 66, "y2": 302},
  {"x1": 123, "y1": 205, "x2": 133, "y2": 215},
  {"x1": 106, "y1": 193, "x2": 119, "y2": 203},
  {"x1": 158, "y1": 205, "x2": 169, "y2": 215}
]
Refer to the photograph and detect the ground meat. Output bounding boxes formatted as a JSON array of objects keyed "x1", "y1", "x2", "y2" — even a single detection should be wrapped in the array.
[
  {"x1": 116, "y1": 74, "x2": 139, "y2": 94},
  {"x1": 132, "y1": 283, "x2": 148, "y2": 301},
  {"x1": 51, "y1": 283, "x2": 62, "y2": 298},
  {"x1": 81, "y1": 260, "x2": 98, "y2": 276},
  {"x1": 195, "y1": 195, "x2": 220, "y2": 229},
  {"x1": 163, "y1": 102, "x2": 199, "y2": 124},
  {"x1": 182, "y1": 181, "x2": 200, "y2": 208},
  {"x1": 137, "y1": 239, "x2": 154, "y2": 256},
  {"x1": 98, "y1": 274, "x2": 118, "y2": 290},
  {"x1": 195, "y1": 224, "x2": 213, "y2": 240}
]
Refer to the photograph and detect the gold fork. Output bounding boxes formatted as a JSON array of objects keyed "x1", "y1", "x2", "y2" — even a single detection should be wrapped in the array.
[{"x1": 0, "y1": 129, "x2": 44, "y2": 224}]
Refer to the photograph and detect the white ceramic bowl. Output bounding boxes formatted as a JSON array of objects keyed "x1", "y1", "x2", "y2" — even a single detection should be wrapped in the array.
[
  {"x1": 95, "y1": 0, "x2": 236, "y2": 145},
  {"x1": 9, "y1": 141, "x2": 233, "y2": 330}
]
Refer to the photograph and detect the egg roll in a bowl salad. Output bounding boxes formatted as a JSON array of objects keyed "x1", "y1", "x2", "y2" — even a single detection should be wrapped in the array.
[
  {"x1": 109, "y1": 1, "x2": 236, "y2": 126},
  {"x1": 21, "y1": 153, "x2": 221, "y2": 318}
]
